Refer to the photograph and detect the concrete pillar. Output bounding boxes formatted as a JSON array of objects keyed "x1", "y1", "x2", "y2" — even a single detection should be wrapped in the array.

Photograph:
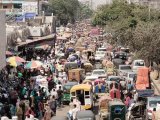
[{"x1": 0, "y1": 10, "x2": 6, "y2": 70}]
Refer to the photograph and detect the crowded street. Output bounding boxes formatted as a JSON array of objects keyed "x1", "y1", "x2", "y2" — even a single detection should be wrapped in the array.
[
  {"x1": 0, "y1": 20, "x2": 159, "y2": 120},
  {"x1": 1, "y1": 0, "x2": 160, "y2": 120}
]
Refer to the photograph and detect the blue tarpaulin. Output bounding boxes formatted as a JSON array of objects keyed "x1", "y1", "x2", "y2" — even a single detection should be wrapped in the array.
[
  {"x1": 25, "y1": 13, "x2": 36, "y2": 19},
  {"x1": 16, "y1": 15, "x2": 24, "y2": 22}
]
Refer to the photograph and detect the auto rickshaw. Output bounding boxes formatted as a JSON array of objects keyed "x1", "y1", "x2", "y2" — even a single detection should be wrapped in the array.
[
  {"x1": 76, "y1": 110, "x2": 96, "y2": 120},
  {"x1": 62, "y1": 82, "x2": 78, "y2": 104},
  {"x1": 68, "y1": 68, "x2": 85, "y2": 82},
  {"x1": 108, "y1": 99, "x2": 126, "y2": 120},
  {"x1": 99, "y1": 95, "x2": 112, "y2": 120},
  {"x1": 83, "y1": 62, "x2": 93, "y2": 73},
  {"x1": 70, "y1": 84, "x2": 93, "y2": 110},
  {"x1": 128, "y1": 101, "x2": 146, "y2": 120}
]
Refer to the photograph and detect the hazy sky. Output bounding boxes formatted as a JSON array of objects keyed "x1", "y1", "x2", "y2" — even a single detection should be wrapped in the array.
[{"x1": 79, "y1": 0, "x2": 112, "y2": 10}]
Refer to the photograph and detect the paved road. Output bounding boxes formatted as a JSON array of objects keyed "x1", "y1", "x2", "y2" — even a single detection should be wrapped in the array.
[{"x1": 51, "y1": 104, "x2": 101, "y2": 120}]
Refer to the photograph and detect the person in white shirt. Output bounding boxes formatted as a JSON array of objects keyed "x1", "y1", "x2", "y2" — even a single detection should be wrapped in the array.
[
  {"x1": 72, "y1": 105, "x2": 79, "y2": 120},
  {"x1": 50, "y1": 88, "x2": 58, "y2": 99},
  {"x1": 73, "y1": 97, "x2": 81, "y2": 111},
  {"x1": 56, "y1": 82, "x2": 63, "y2": 91}
]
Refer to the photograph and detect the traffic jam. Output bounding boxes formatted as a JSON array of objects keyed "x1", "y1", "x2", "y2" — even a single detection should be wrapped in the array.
[{"x1": 52, "y1": 21, "x2": 160, "y2": 120}]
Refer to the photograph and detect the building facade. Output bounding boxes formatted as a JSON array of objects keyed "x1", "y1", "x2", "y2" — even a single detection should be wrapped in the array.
[
  {"x1": 0, "y1": 0, "x2": 49, "y2": 17},
  {"x1": 0, "y1": 10, "x2": 6, "y2": 70}
]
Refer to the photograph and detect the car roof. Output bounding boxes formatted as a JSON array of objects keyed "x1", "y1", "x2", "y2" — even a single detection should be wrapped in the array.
[
  {"x1": 85, "y1": 76, "x2": 98, "y2": 79},
  {"x1": 93, "y1": 69, "x2": 105, "y2": 71},
  {"x1": 77, "y1": 110, "x2": 94, "y2": 118},
  {"x1": 108, "y1": 76, "x2": 121, "y2": 78},
  {"x1": 147, "y1": 96, "x2": 160, "y2": 100}
]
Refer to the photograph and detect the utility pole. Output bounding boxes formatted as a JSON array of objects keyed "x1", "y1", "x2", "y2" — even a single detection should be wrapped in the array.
[{"x1": 37, "y1": 0, "x2": 40, "y2": 15}]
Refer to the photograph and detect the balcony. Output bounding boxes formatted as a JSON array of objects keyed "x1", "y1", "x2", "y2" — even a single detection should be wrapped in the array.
[{"x1": 0, "y1": 0, "x2": 23, "y2": 4}]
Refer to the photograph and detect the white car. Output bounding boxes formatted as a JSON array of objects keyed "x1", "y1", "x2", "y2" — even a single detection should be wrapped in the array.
[
  {"x1": 95, "y1": 51, "x2": 106, "y2": 60},
  {"x1": 98, "y1": 47, "x2": 106, "y2": 52},
  {"x1": 132, "y1": 59, "x2": 145, "y2": 73},
  {"x1": 91, "y1": 69, "x2": 107, "y2": 78}
]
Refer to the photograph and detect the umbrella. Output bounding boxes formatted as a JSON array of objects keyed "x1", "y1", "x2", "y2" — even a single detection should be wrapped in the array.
[
  {"x1": 6, "y1": 51, "x2": 13, "y2": 55},
  {"x1": 69, "y1": 56, "x2": 76, "y2": 62},
  {"x1": 94, "y1": 79, "x2": 105, "y2": 85},
  {"x1": 7, "y1": 56, "x2": 26, "y2": 67},
  {"x1": 7, "y1": 56, "x2": 26, "y2": 63},
  {"x1": 25, "y1": 61, "x2": 43, "y2": 69}
]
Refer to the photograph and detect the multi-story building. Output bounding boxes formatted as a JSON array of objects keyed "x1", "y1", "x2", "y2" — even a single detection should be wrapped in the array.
[
  {"x1": 0, "y1": 0, "x2": 23, "y2": 15},
  {"x1": 0, "y1": 0, "x2": 50, "y2": 17}
]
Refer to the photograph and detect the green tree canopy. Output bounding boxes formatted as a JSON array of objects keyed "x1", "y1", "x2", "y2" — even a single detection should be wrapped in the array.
[
  {"x1": 92, "y1": 0, "x2": 160, "y2": 63},
  {"x1": 49, "y1": 0, "x2": 80, "y2": 25}
]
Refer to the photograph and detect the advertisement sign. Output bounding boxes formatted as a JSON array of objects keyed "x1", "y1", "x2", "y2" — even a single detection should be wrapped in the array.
[{"x1": 22, "y1": 1, "x2": 38, "y2": 14}]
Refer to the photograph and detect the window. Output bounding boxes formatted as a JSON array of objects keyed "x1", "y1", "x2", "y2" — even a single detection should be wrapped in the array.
[
  {"x1": 85, "y1": 91, "x2": 89, "y2": 95},
  {"x1": 3, "y1": 6, "x2": 7, "y2": 9},
  {"x1": 13, "y1": 4, "x2": 22, "y2": 9}
]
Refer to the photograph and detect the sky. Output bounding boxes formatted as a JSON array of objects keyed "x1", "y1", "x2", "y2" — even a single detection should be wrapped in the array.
[{"x1": 78, "y1": 0, "x2": 112, "y2": 10}]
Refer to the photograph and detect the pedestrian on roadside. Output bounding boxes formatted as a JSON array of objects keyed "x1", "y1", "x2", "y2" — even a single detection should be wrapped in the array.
[
  {"x1": 49, "y1": 95, "x2": 57, "y2": 115},
  {"x1": 57, "y1": 86, "x2": 63, "y2": 107},
  {"x1": 44, "y1": 104, "x2": 52, "y2": 120}
]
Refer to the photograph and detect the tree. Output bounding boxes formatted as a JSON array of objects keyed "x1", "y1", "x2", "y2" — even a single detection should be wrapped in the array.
[
  {"x1": 92, "y1": 0, "x2": 160, "y2": 63},
  {"x1": 49, "y1": 0, "x2": 80, "y2": 25},
  {"x1": 78, "y1": 3, "x2": 93, "y2": 20}
]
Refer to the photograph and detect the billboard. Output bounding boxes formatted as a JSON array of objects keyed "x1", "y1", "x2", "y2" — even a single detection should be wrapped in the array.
[{"x1": 22, "y1": 1, "x2": 38, "y2": 14}]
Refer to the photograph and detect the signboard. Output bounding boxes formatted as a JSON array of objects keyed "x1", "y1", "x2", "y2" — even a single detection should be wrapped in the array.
[
  {"x1": 137, "y1": 89, "x2": 154, "y2": 97},
  {"x1": 22, "y1": 1, "x2": 38, "y2": 14}
]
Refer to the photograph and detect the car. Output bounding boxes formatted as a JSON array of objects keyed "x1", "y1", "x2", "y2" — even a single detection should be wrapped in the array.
[
  {"x1": 98, "y1": 47, "x2": 106, "y2": 52},
  {"x1": 146, "y1": 96, "x2": 160, "y2": 120},
  {"x1": 118, "y1": 65, "x2": 132, "y2": 77},
  {"x1": 123, "y1": 71, "x2": 137, "y2": 84},
  {"x1": 132, "y1": 59, "x2": 145, "y2": 73},
  {"x1": 95, "y1": 51, "x2": 106, "y2": 60},
  {"x1": 91, "y1": 69, "x2": 107, "y2": 78},
  {"x1": 85, "y1": 76, "x2": 99, "y2": 81},
  {"x1": 114, "y1": 52, "x2": 127, "y2": 61}
]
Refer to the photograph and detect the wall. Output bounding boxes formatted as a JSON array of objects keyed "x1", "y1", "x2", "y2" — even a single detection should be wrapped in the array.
[{"x1": 0, "y1": 10, "x2": 6, "y2": 70}]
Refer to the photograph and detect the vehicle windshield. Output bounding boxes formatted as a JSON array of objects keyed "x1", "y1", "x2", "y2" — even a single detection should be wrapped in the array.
[
  {"x1": 98, "y1": 48, "x2": 106, "y2": 51},
  {"x1": 149, "y1": 100, "x2": 160, "y2": 108},
  {"x1": 120, "y1": 66, "x2": 131, "y2": 70},
  {"x1": 129, "y1": 74, "x2": 136, "y2": 78},
  {"x1": 135, "y1": 61, "x2": 144, "y2": 66},
  {"x1": 78, "y1": 118, "x2": 93, "y2": 120},
  {"x1": 93, "y1": 71, "x2": 105, "y2": 75},
  {"x1": 96, "y1": 51, "x2": 105, "y2": 55},
  {"x1": 109, "y1": 77, "x2": 120, "y2": 82},
  {"x1": 63, "y1": 85, "x2": 72, "y2": 91}
]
